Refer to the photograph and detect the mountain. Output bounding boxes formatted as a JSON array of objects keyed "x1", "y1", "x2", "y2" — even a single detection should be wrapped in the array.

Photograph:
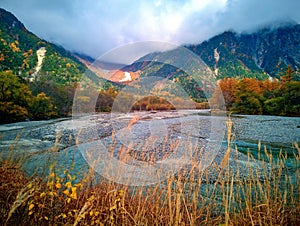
[
  {"x1": 0, "y1": 8, "x2": 87, "y2": 85},
  {"x1": 123, "y1": 23, "x2": 300, "y2": 83},
  {"x1": 187, "y1": 24, "x2": 300, "y2": 80},
  {"x1": 1, "y1": 7, "x2": 299, "y2": 121},
  {"x1": 2, "y1": 6, "x2": 299, "y2": 85},
  {"x1": 75, "y1": 23, "x2": 300, "y2": 103},
  {"x1": 0, "y1": 8, "x2": 120, "y2": 122},
  {"x1": 119, "y1": 47, "x2": 213, "y2": 102},
  {"x1": 74, "y1": 53, "x2": 140, "y2": 84}
]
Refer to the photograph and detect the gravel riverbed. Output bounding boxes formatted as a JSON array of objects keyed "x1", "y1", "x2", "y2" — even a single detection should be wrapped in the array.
[{"x1": 0, "y1": 110, "x2": 299, "y2": 185}]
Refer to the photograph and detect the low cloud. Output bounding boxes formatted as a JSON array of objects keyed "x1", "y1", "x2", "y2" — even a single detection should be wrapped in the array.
[{"x1": 1, "y1": 0, "x2": 299, "y2": 62}]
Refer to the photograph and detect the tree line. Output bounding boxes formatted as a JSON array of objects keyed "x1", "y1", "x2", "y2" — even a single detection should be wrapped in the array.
[
  {"x1": 1, "y1": 65, "x2": 299, "y2": 124},
  {"x1": 211, "y1": 66, "x2": 300, "y2": 116}
]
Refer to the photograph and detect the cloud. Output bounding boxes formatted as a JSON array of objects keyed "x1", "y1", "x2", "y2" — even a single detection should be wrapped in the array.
[
  {"x1": 1, "y1": 0, "x2": 300, "y2": 62},
  {"x1": 215, "y1": 0, "x2": 300, "y2": 32}
]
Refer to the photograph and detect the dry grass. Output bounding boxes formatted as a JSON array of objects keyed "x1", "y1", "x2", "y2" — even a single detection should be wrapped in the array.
[{"x1": 0, "y1": 121, "x2": 299, "y2": 225}]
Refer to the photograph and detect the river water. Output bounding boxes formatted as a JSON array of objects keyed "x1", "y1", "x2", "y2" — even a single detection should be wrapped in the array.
[{"x1": 0, "y1": 110, "x2": 299, "y2": 185}]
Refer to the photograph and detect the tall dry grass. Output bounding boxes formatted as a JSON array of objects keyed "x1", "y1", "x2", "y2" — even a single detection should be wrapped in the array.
[{"x1": 0, "y1": 119, "x2": 299, "y2": 225}]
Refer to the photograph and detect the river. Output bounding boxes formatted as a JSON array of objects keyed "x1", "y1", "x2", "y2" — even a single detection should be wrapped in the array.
[{"x1": 0, "y1": 110, "x2": 299, "y2": 185}]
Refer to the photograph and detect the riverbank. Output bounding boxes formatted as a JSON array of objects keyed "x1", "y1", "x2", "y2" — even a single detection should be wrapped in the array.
[
  {"x1": 1, "y1": 141, "x2": 299, "y2": 225},
  {"x1": 0, "y1": 110, "x2": 299, "y2": 183}
]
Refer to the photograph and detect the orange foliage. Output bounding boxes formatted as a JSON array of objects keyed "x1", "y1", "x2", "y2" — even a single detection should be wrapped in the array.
[
  {"x1": 237, "y1": 78, "x2": 263, "y2": 95},
  {"x1": 9, "y1": 41, "x2": 20, "y2": 52},
  {"x1": 218, "y1": 77, "x2": 238, "y2": 108},
  {"x1": 211, "y1": 67, "x2": 300, "y2": 116},
  {"x1": 22, "y1": 59, "x2": 29, "y2": 69}
]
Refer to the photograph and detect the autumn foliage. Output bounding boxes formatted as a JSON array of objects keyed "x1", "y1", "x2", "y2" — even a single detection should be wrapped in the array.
[
  {"x1": 1, "y1": 64, "x2": 299, "y2": 124},
  {"x1": 0, "y1": 71, "x2": 57, "y2": 123},
  {"x1": 211, "y1": 66, "x2": 300, "y2": 116}
]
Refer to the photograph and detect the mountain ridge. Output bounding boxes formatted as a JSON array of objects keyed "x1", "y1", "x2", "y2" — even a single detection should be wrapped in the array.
[
  {"x1": 2, "y1": 6, "x2": 299, "y2": 83},
  {"x1": 118, "y1": 23, "x2": 299, "y2": 82},
  {"x1": 186, "y1": 24, "x2": 300, "y2": 80}
]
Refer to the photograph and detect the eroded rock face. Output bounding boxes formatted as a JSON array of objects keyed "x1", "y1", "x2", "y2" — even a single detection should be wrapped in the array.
[{"x1": 29, "y1": 47, "x2": 47, "y2": 81}]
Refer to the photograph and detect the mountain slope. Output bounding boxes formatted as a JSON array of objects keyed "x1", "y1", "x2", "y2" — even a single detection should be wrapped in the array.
[
  {"x1": 0, "y1": 8, "x2": 122, "y2": 122},
  {"x1": 0, "y1": 8, "x2": 85, "y2": 85},
  {"x1": 123, "y1": 23, "x2": 300, "y2": 83},
  {"x1": 187, "y1": 24, "x2": 300, "y2": 80}
]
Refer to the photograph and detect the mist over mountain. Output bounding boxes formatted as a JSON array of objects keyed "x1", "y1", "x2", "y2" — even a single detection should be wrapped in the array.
[
  {"x1": 2, "y1": 6, "x2": 299, "y2": 82},
  {"x1": 187, "y1": 23, "x2": 300, "y2": 80},
  {"x1": 123, "y1": 23, "x2": 300, "y2": 81}
]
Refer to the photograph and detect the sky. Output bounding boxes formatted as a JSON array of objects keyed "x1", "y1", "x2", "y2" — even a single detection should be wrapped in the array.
[{"x1": 1, "y1": 0, "x2": 300, "y2": 63}]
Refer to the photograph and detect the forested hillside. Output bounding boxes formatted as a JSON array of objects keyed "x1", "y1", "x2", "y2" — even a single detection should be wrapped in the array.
[
  {"x1": 187, "y1": 24, "x2": 300, "y2": 80},
  {"x1": 0, "y1": 8, "x2": 117, "y2": 123}
]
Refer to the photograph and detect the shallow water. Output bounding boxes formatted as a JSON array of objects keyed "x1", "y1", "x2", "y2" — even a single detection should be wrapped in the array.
[{"x1": 0, "y1": 111, "x2": 299, "y2": 184}]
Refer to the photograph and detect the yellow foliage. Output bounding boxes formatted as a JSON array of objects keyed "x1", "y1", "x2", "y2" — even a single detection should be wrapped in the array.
[
  {"x1": 63, "y1": 189, "x2": 70, "y2": 196},
  {"x1": 118, "y1": 189, "x2": 124, "y2": 198},
  {"x1": 47, "y1": 181, "x2": 54, "y2": 188},
  {"x1": 40, "y1": 192, "x2": 46, "y2": 198},
  {"x1": 75, "y1": 182, "x2": 83, "y2": 189},
  {"x1": 1, "y1": 38, "x2": 7, "y2": 45},
  {"x1": 67, "y1": 174, "x2": 75, "y2": 181},
  {"x1": 109, "y1": 205, "x2": 116, "y2": 211},
  {"x1": 88, "y1": 195, "x2": 95, "y2": 201},
  {"x1": 22, "y1": 59, "x2": 29, "y2": 69},
  {"x1": 28, "y1": 203, "x2": 34, "y2": 211},
  {"x1": 65, "y1": 181, "x2": 72, "y2": 188},
  {"x1": 27, "y1": 183, "x2": 33, "y2": 189},
  {"x1": 55, "y1": 183, "x2": 61, "y2": 189},
  {"x1": 70, "y1": 187, "x2": 77, "y2": 199}
]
